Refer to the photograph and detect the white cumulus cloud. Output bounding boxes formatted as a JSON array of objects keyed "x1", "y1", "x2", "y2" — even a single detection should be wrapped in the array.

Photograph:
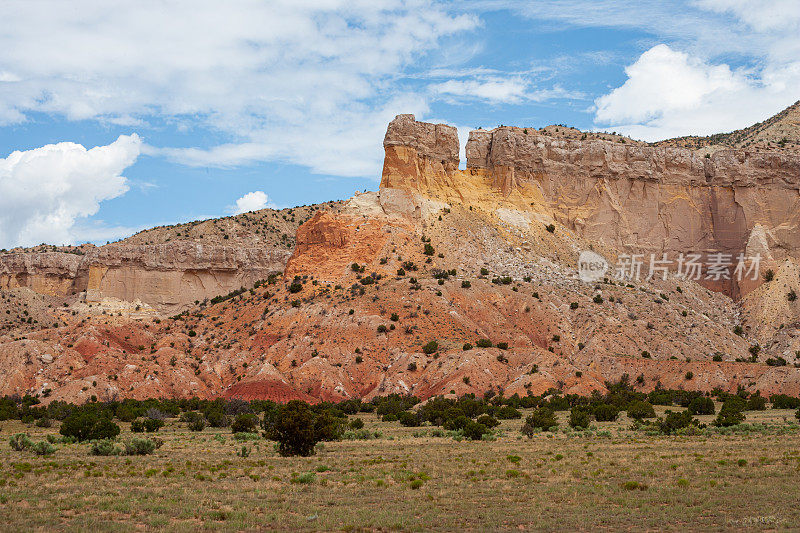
[
  {"x1": 0, "y1": 135, "x2": 141, "y2": 248},
  {"x1": 0, "y1": 1, "x2": 478, "y2": 178},
  {"x1": 585, "y1": 0, "x2": 800, "y2": 140},
  {"x1": 232, "y1": 191, "x2": 275, "y2": 215},
  {"x1": 593, "y1": 43, "x2": 799, "y2": 140}
]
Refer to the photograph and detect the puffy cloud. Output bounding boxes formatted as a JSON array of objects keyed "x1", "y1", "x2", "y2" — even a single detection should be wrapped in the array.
[
  {"x1": 232, "y1": 191, "x2": 274, "y2": 214},
  {"x1": 0, "y1": 135, "x2": 141, "y2": 248},
  {"x1": 0, "y1": 1, "x2": 478, "y2": 178},
  {"x1": 593, "y1": 42, "x2": 799, "y2": 140},
  {"x1": 594, "y1": 45, "x2": 746, "y2": 127}
]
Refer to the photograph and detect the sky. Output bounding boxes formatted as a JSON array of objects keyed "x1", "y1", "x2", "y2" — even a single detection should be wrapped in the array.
[{"x1": 0, "y1": 0, "x2": 798, "y2": 249}]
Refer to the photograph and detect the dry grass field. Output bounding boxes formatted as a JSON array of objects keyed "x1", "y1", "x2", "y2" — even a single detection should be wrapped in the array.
[{"x1": 1, "y1": 406, "x2": 799, "y2": 531}]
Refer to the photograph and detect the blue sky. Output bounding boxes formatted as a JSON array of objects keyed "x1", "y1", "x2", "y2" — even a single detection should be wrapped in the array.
[{"x1": 0, "y1": 0, "x2": 797, "y2": 248}]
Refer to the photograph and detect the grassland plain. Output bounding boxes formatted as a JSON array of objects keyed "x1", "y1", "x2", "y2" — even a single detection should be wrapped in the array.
[{"x1": 1, "y1": 406, "x2": 799, "y2": 531}]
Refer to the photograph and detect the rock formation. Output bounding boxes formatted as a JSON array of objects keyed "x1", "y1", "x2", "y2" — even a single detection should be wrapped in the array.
[
  {"x1": 0, "y1": 242, "x2": 288, "y2": 313},
  {"x1": 381, "y1": 115, "x2": 800, "y2": 298},
  {"x1": 2, "y1": 105, "x2": 800, "y2": 404}
]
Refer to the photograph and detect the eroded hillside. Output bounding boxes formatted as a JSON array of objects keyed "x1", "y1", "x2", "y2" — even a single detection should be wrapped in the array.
[{"x1": 1, "y1": 105, "x2": 799, "y2": 403}]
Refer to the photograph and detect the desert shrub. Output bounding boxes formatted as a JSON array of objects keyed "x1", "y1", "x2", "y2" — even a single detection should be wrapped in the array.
[
  {"x1": 348, "y1": 418, "x2": 364, "y2": 430},
  {"x1": 494, "y1": 405, "x2": 522, "y2": 419},
  {"x1": 343, "y1": 429, "x2": 382, "y2": 440},
  {"x1": 181, "y1": 412, "x2": 207, "y2": 431},
  {"x1": 770, "y1": 394, "x2": 800, "y2": 410},
  {"x1": 123, "y1": 437, "x2": 157, "y2": 456},
  {"x1": 714, "y1": 399, "x2": 746, "y2": 427},
  {"x1": 311, "y1": 409, "x2": 346, "y2": 442},
  {"x1": 592, "y1": 403, "x2": 619, "y2": 422},
  {"x1": 288, "y1": 281, "x2": 303, "y2": 293},
  {"x1": 30, "y1": 441, "x2": 56, "y2": 456},
  {"x1": 60, "y1": 412, "x2": 120, "y2": 442},
  {"x1": 397, "y1": 411, "x2": 421, "y2": 427},
  {"x1": 91, "y1": 439, "x2": 121, "y2": 456},
  {"x1": 462, "y1": 420, "x2": 488, "y2": 441},
  {"x1": 687, "y1": 396, "x2": 715, "y2": 415},
  {"x1": 131, "y1": 419, "x2": 145, "y2": 433},
  {"x1": 476, "y1": 414, "x2": 500, "y2": 428},
  {"x1": 231, "y1": 413, "x2": 259, "y2": 434},
  {"x1": 746, "y1": 394, "x2": 767, "y2": 411},
  {"x1": 658, "y1": 410, "x2": 696, "y2": 434},
  {"x1": 443, "y1": 415, "x2": 470, "y2": 432},
  {"x1": 35, "y1": 417, "x2": 52, "y2": 428},
  {"x1": 262, "y1": 401, "x2": 322, "y2": 457},
  {"x1": 522, "y1": 408, "x2": 558, "y2": 435},
  {"x1": 626, "y1": 401, "x2": 656, "y2": 420},
  {"x1": 115, "y1": 403, "x2": 143, "y2": 422},
  {"x1": 9, "y1": 433, "x2": 32, "y2": 451},
  {"x1": 569, "y1": 407, "x2": 590, "y2": 429},
  {"x1": 422, "y1": 341, "x2": 439, "y2": 354},
  {"x1": 204, "y1": 409, "x2": 229, "y2": 428},
  {"x1": 647, "y1": 389, "x2": 674, "y2": 406},
  {"x1": 476, "y1": 339, "x2": 492, "y2": 348}
]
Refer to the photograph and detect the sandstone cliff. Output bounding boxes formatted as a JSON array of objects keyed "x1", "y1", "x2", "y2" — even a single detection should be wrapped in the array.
[
  {"x1": 380, "y1": 114, "x2": 800, "y2": 299},
  {"x1": 0, "y1": 242, "x2": 288, "y2": 313}
]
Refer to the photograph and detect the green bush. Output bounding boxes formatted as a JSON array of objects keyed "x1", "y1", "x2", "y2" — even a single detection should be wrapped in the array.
[
  {"x1": 770, "y1": 394, "x2": 800, "y2": 409},
  {"x1": 687, "y1": 397, "x2": 715, "y2": 415},
  {"x1": 262, "y1": 401, "x2": 321, "y2": 457},
  {"x1": 592, "y1": 403, "x2": 619, "y2": 422},
  {"x1": 60, "y1": 412, "x2": 120, "y2": 442},
  {"x1": 29, "y1": 441, "x2": 56, "y2": 456},
  {"x1": 422, "y1": 341, "x2": 439, "y2": 354},
  {"x1": 123, "y1": 437, "x2": 157, "y2": 456},
  {"x1": 494, "y1": 405, "x2": 522, "y2": 419},
  {"x1": 568, "y1": 407, "x2": 590, "y2": 429},
  {"x1": 443, "y1": 415, "x2": 470, "y2": 431},
  {"x1": 462, "y1": 420, "x2": 488, "y2": 440},
  {"x1": 231, "y1": 413, "x2": 259, "y2": 434},
  {"x1": 204, "y1": 409, "x2": 229, "y2": 428},
  {"x1": 714, "y1": 399, "x2": 746, "y2": 427},
  {"x1": 349, "y1": 418, "x2": 364, "y2": 430},
  {"x1": 397, "y1": 411, "x2": 420, "y2": 427},
  {"x1": 9, "y1": 433, "x2": 32, "y2": 451},
  {"x1": 476, "y1": 339, "x2": 492, "y2": 348},
  {"x1": 521, "y1": 408, "x2": 558, "y2": 435},
  {"x1": 476, "y1": 414, "x2": 500, "y2": 428},
  {"x1": 658, "y1": 410, "x2": 696, "y2": 434},
  {"x1": 181, "y1": 412, "x2": 207, "y2": 431},
  {"x1": 91, "y1": 439, "x2": 121, "y2": 456},
  {"x1": 746, "y1": 394, "x2": 767, "y2": 411},
  {"x1": 626, "y1": 401, "x2": 656, "y2": 420}
]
